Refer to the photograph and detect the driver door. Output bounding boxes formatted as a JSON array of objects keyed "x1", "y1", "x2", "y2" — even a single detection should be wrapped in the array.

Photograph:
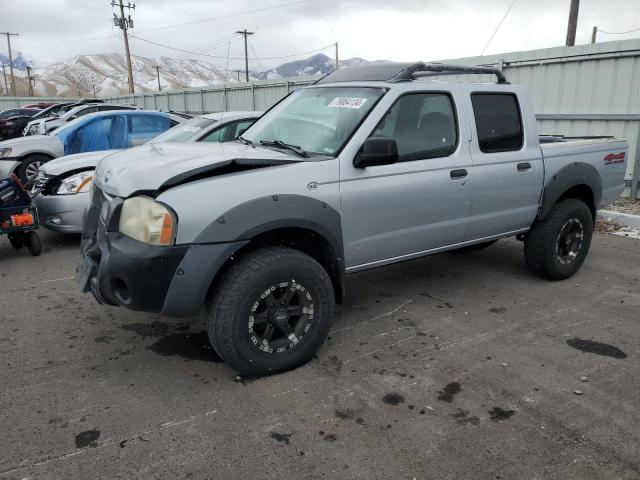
[{"x1": 339, "y1": 87, "x2": 474, "y2": 271}]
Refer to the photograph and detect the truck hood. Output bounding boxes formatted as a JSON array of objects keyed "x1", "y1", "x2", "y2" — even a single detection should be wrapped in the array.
[
  {"x1": 0, "y1": 134, "x2": 61, "y2": 155},
  {"x1": 40, "y1": 149, "x2": 121, "y2": 176},
  {"x1": 94, "y1": 141, "x2": 302, "y2": 197}
]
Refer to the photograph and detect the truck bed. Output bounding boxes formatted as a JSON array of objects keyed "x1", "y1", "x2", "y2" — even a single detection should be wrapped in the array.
[{"x1": 540, "y1": 136, "x2": 628, "y2": 209}]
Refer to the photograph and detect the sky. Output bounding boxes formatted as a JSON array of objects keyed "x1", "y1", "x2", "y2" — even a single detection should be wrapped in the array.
[{"x1": 1, "y1": 0, "x2": 640, "y2": 70}]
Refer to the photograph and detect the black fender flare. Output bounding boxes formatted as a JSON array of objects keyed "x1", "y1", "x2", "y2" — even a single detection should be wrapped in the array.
[
  {"x1": 194, "y1": 194, "x2": 344, "y2": 258},
  {"x1": 537, "y1": 162, "x2": 602, "y2": 220},
  {"x1": 161, "y1": 195, "x2": 344, "y2": 317}
]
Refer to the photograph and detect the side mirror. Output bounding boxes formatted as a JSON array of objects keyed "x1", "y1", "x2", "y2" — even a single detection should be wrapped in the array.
[{"x1": 354, "y1": 137, "x2": 398, "y2": 168}]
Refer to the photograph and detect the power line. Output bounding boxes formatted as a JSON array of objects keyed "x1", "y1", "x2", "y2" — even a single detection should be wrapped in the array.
[
  {"x1": 480, "y1": 0, "x2": 518, "y2": 56},
  {"x1": 1, "y1": 32, "x2": 19, "y2": 96},
  {"x1": 130, "y1": 34, "x2": 335, "y2": 62},
  {"x1": 236, "y1": 29, "x2": 254, "y2": 82},
  {"x1": 136, "y1": 0, "x2": 310, "y2": 34},
  {"x1": 598, "y1": 26, "x2": 640, "y2": 35},
  {"x1": 111, "y1": 0, "x2": 136, "y2": 93},
  {"x1": 192, "y1": 33, "x2": 240, "y2": 54}
]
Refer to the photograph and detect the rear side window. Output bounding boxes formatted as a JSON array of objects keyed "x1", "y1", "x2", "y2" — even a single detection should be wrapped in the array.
[{"x1": 471, "y1": 93, "x2": 523, "y2": 153}]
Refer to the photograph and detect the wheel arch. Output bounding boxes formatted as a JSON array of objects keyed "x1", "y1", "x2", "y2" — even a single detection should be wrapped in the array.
[
  {"x1": 538, "y1": 162, "x2": 602, "y2": 221},
  {"x1": 209, "y1": 225, "x2": 346, "y2": 305}
]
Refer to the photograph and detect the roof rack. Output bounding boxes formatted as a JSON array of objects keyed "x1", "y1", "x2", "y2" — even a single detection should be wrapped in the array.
[
  {"x1": 315, "y1": 62, "x2": 509, "y2": 85},
  {"x1": 391, "y1": 62, "x2": 509, "y2": 84}
]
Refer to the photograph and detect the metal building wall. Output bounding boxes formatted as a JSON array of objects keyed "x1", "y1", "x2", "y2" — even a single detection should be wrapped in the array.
[
  {"x1": 438, "y1": 39, "x2": 640, "y2": 198},
  {"x1": 100, "y1": 77, "x2": 316, "y2": 114},
  {"x1": 0, "y1": 96, "x2": 82, "y2": 109}
]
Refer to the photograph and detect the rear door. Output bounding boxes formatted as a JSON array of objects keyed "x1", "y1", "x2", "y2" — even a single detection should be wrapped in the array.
[
  {"x1": 459, "y1": 86, "x2": 543, "y2": 238},
  {"x1": 340, "y1": 85, "x2": 474, "y2": 270}
]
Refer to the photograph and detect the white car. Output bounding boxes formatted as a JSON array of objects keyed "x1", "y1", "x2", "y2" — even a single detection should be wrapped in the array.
[{"x1": 24, "y1": 103, "x2": 139, "y2": 136}]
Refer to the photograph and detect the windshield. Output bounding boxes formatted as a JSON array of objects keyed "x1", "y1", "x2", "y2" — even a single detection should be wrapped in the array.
[
  {"x1": 51, "y1": 114, "x2": 92, "y2": 136},
  {"x1": 241, "y1": 86, "x2": 386, "y2": 156},
  {"x1": 149, "y1": 117, "x2": 217, "y2": 143}
]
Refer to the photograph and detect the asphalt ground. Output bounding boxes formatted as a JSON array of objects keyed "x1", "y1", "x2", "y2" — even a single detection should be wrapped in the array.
[{"x1": 1, "y1": 229, "x2": 639, "y2": 480}]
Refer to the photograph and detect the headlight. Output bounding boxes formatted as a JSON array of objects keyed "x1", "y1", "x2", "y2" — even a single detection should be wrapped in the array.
[
  {"x1": 119, "y1": 196, "x2": 176, "y2": 246},
  {"x1": 0, "y1": 147, "x2": 12, "y2": 157},
  {"x1": 57, "y1": 171, "x2": 94, "y2": 195}
]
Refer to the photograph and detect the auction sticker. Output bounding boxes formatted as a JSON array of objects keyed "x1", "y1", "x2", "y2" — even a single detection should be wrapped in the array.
[{"x1": 328, "y1": 97, "x2": 367, "y2": 109}]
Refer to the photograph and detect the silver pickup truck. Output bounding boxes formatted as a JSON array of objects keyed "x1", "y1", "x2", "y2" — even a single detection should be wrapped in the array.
[{"x1": 78, "y1": 63, "x2": 628, "y2": 377}]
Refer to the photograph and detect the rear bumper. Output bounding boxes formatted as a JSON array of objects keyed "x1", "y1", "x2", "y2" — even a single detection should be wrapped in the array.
[
  {"x1": 33, "y1": 192, "x2": 88, "y2": 233},
  {"x1": 79, "y1": 195, "x2": 247, "y2": 317}
]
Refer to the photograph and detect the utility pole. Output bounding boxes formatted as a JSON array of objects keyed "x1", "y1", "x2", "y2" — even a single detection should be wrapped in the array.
[
  {"x1": 155, "y1": 65, "x2": 161, "y2": 91},
  {"x1": 335, "y1": 42, "x2": 339, "y2": 70},
  {"x1": 112, "y1": 1, "x2": 135, "y2": 93},
  {"x1": 236, "y1": 29, "x2": 254, "y2": 82},
  {"x1": 1, "y1": 64, "x2": 8, "y2": 96},
  {"x1": 591, "y1": 26, "x2": 597, "y2": 44},
  {"x1": 1, "y1": 32, "x2": 19, "y2": 96},
  {"x1": 26, "y1": 65, "x2": 34, "y2": 96},
  {"x1": 565, "y1": 0, "x2": 580, "y2": 46}
]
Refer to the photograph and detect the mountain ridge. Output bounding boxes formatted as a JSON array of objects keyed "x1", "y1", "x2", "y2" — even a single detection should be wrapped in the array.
[{"x1": 3, "y1": 52, "x2": 389, "y2": 97}]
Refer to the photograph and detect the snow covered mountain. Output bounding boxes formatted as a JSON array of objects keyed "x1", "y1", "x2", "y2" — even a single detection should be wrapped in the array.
[{"x1": 5, "y1": 52, "x2": 387, "y2": 97}]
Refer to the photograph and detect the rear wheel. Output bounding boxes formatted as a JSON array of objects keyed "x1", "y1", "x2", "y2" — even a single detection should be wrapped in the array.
[
  {"x1": 26, "y1": 231, "x2": 42, "y2": 256},
  {"x1": 18, "y1": 154, "x2": 50, "y2": 186},
  {"x1": 524, "y1": 198, "x2": 593, "y2": 280},
  {"x1": 208, "y1": 246, "x2": 334, "y2": 377}
]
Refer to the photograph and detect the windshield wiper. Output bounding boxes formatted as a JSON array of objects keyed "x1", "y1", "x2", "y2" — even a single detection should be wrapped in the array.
[
  {"x1": 259, "y1": 139, "x2": 310, "y2": 158},
  {"x1": 238, "y1": 135, "x2": 253, "y2": 145}
]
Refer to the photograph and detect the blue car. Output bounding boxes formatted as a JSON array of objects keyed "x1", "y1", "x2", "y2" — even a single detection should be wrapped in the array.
[{"x1": 0, "y1": 110, "x2": 188, "y2": 184}]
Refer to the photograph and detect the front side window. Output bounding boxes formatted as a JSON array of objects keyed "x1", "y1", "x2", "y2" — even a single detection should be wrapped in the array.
[
  {"x1": 241, "y1": 86, "x2": 386, "y2": 156},
  {"x1": 150, "y1": 117, "x2": 217, "y2": 143},
  {"x1": 129, "y1": 115, "x2": 171, "y2": 135},
  {"x1": 201, "y1": 120, "x2": 258, "y2": 143},
  {"x1": 471, "y1": 93, "x2": 523, "y2": 153},
  {"x1": 371, "y1": 93, "x2": 457, "y2": 161}
]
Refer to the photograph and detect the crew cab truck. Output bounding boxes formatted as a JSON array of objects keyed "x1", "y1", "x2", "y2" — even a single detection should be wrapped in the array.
[{"x1": 77, "y1": 62, "x2": 628, "y2": 377}]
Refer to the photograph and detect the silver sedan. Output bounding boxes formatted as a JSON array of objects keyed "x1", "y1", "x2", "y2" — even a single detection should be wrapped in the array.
[{"x1": 33, "y1": 111, "x2": 261, "y2": 233}]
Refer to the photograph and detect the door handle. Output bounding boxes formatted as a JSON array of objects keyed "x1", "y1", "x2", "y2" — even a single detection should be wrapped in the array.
[
  {"x1": 517, "y1": 162, "x2": 532, "y2": 171},
  {"x1": 450, "y1": 169, "x2": 468, "y2": 179}
]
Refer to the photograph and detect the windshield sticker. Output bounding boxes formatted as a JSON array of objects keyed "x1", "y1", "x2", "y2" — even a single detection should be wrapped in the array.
[
  {"x1": 328, "y1": 97, "x2": 368, "y2": 109},
  {"x1": 322, "y1": 147, "x2": 335, "y2": 154}
]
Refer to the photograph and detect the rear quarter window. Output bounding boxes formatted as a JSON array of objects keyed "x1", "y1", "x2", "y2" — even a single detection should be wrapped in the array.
[{"x1": 471, "y1": 93, "x2": 523, "y2": 153}]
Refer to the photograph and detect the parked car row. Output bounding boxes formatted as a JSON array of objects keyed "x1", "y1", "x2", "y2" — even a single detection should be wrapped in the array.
[{"x1": 31, "y1": 111, "x2": 261, "y2": 233}]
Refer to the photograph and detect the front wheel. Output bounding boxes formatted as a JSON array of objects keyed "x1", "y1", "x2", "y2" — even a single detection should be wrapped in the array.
[
  {"x1": 524, "y1": 198, "x2": 593, "y2": 280},
  {"x1": 18, "y1": 154, "x2": 50, "y2": 186},
  {"x1": 208, "y1": 246, "x2": 335, "y2": 377}
]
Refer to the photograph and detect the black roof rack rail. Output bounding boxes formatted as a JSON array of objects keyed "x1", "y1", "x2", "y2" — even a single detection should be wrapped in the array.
[
  {"x1": 314, "y1": 62, "x2": 509, "y2": 85},
  {"x1": 391, "y1": 62, "x2": 509, "y2": 84}
]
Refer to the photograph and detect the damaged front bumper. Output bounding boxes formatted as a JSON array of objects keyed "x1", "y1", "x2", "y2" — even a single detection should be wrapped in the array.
[{"x1": 77, "y1": 187, "x2": 246, "y2": 317}]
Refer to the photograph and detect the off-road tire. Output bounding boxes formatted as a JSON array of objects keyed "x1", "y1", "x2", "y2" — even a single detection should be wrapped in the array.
[
  {"x1": 18, "y1": 154, "x2": 50, "y2": 186},
  {"x1": 208, "y1": 246, "x2": 335, "y2": 377},
  {"x1": 524, "y1": 198, "x2": 593, "y2": 280}
]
